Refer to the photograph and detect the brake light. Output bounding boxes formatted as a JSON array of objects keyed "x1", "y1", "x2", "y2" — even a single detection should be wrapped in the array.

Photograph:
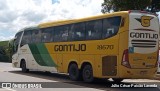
[
  {"x1": 128, "y1": 10, "x2": 131, "y2": 13},
  {"x1": 122, "y1": 49, "x2": 131, "y2": 68},
  {"x1": 155, "y1": 50, "x2": 159, "y2": 67},
  {"x1": 155, "y1": 61, "x2": 158, "y2": 67},
  {"x1": 140, "y1": 11, "x2": 148, "y2": 13}
]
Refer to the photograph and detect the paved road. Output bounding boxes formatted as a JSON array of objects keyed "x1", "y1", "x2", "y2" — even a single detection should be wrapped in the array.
[{"x1": 0, "y1": 62, "x2": 160, "y2": 91}]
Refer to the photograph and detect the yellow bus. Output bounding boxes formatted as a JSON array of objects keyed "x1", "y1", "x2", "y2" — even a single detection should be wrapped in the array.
[{"x1": 12, "y1": 11, "x2": 159, "y2": 82}]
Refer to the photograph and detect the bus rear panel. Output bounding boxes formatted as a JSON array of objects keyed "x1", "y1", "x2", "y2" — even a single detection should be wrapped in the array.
[{"x1": 119, "y1": 11, "x2": 159, "y2": 79}]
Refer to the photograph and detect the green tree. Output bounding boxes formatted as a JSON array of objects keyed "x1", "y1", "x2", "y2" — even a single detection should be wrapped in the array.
[
  {"x1": 0, "y1": 41, "x2": 10, "y2": 62},
  {"x1": 101, "y1": 0, "x2": 160, "y2": 13}
]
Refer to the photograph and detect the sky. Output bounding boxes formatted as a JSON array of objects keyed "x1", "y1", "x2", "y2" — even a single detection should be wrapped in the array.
[
  {"x1": 0, "y1": 0, "x2": 159, "y2": 41},
  {"x1": 0, "y1": 0, "x2": 103, "y2": 41}
]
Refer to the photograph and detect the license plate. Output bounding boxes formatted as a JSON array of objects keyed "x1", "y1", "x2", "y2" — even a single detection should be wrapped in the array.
[{"x1": 140, "y1": 71, "x2": 147, "y2": 75}]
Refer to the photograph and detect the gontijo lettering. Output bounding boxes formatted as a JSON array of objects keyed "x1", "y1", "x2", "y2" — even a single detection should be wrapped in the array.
[
  {"x1": 54, "y1": 44, "x2": 86, "y2": 52},
  {"x1": 130, "y1": 32, "x2": 158, "y2": 39}
]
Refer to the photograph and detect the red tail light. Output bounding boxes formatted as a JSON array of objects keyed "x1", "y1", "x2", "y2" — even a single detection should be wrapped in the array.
[
  {"x1": 155, "y1": 50, "x2": 159, "y2": 67},
  {"x1": 122, "y1": 49, "x2": 131, "y2": 68}
]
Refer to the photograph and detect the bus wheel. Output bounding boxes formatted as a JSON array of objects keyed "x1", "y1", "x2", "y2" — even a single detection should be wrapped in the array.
[
  {"x1": 68, "y1": 63, "x2": 80, "y2": 81},
  {"x1": 21, "y1": 61, "x2": 29, "y2": 73},
  {"x1": 82, "y1": 64, "x2": 94, "y2": 82},
  {"x1": 112, "y1": 78, "x2": 123, "y2": 83}
]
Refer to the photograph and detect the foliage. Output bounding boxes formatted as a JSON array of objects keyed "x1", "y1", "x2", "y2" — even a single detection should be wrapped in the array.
[
  {"x1": 101, "y1": 0, "x2": 160, "y2": 13},
  {"x1": 0, "y1": 41, "x2": 8, "y2": 46},
  {"x1": 0, "y1": 41, "x2": 11, "y2": 62},
  {"x1": 0, "y1": 39, "x2": 14, "y2": 62}
]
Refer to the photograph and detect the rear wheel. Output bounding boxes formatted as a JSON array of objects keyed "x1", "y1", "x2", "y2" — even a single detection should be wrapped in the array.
[
  {"x1": 82, "y1": 64, "x2": 94, "y2": 82},
  {"x1": 68, "y1": 63, "x2": 80, "y2": 81},
  {"x1": 112, "y1": 78, "x2": 123, "y2": 83},
  {"x1": 21, "y1": 61, "x2": 29, "y2": 73}
]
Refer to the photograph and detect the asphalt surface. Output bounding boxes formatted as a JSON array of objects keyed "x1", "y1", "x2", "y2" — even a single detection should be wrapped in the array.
[{"x1": 0, "y1": 62, "x2": 160, "y2": 91}]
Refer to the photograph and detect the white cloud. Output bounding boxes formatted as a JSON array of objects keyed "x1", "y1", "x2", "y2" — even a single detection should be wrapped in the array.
[
  {"x1": 0, "y1": 0, "x2": 8, "y2": 10},
  {"x1": 0, "y1": 0, "x2": 103, "y2": 41},
  {"x1": 0, "y1": 0, "x2": 160, "y2": 41},
  {"x1": 0, "y1": 35, "x2": 14, "y2": 41}
]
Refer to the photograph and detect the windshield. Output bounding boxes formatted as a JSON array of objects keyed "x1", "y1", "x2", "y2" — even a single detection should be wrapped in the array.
[{"x1": 13, "y1": 32, "x2": 22, "y2": 53}]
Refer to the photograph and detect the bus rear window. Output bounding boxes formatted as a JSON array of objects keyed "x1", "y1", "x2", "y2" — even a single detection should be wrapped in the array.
[{"x1": 102, "y1": 16, "x2": 121, "y2": 39}]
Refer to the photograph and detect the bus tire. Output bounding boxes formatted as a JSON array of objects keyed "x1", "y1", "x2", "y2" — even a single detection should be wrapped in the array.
[
  {"x1": 82, "y1": 64, "x2": 94, "y2": 82},
  {"x1": 112, "y1": 78, "x2": 123, "y2": 83},
  {"x1": 68, "y1": 63, "x2": 80, "y2": 81},
  {"x1": 21, "y1": 60, "x2": 29, "y2": 73}
]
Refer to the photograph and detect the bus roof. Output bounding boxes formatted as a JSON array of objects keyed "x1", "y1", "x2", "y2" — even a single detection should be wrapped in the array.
[
  {"x1": 16, "y1": 26, "x2": 38, "y2": 34},
  {"x1": 38, "y1": 11, "x2": 129, "y2": 28}
]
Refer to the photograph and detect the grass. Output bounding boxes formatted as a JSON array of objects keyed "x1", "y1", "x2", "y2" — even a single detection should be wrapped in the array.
[{"x1": 0, "y1": 41, "x2": 9, "y2": 47}]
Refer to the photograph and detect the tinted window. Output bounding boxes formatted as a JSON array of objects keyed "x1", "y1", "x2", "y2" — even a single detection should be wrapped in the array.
[
  {"x1": 86, "y1": 20, "x2": 102, "y2": 40},
  {"x1": 68, "y1": 23, "x2": 85, "y2": 41},
  {"x1": 41, "y1": 27, "x2": 54, "y2": 42},
  {"x1": 54, "y1": 25, "x2": 70, "y2": 42},
  {"x1": 31, "y1": 29, "x2": 41, "y2": 43},
  {"x1": 21, "y1": 30, "x2": 32, "y2": 46},
  {"x1": 102, "y1": 16, "x2": 121, "y2": 39},
  {"x1": 15, "y1": 32, "x2": 22, "y2": 46},
  {"x1": 14, "y1": 32, "x2": 22, "y2": 52}
]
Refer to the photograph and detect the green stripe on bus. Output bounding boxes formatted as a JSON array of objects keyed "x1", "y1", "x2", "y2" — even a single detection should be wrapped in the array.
[
  {"x1": 29, "y1": 44, "x2": 47, "y2": 66},
  {"x1": 29, "y1": 43, "x2": 57, "y2": 67},
  {"x1": 36, "y1": 43, "x2": 57, "y2": 67}
]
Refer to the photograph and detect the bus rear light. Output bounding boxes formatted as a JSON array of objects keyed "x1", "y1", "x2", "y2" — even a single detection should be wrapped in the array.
[
  {"x1": 155, "y1": 51, "x2": 159, "y2": 67},
  {"x1": 122, "y1": 49, "x2": 131, "y2": 68},
  {"x1": 155, "y1": 61, "x2": 158, "y2": 67},
  {"x1": 140, "y1": 11, "x2": 148, "y2": 13}
]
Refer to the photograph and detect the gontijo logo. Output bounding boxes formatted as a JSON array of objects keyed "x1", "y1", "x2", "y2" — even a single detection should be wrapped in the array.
[
  {"x1": 135, "y1": 16, "x2": 153, "y2": 27},
  {"x1": 141, "y1": 16, "x2": 153, "y2": 27}
]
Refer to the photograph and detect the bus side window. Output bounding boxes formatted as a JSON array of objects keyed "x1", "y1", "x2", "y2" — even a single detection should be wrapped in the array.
[
  {"x1": 54, "y1": 26, "x2": 61, "y2": 42},
  {"x1": 102, "y1": 16, "x2": 121, "y2": 39},
  {"x1": 61, "y1": 26, "x2": 69, "y2": 41},
  {"x1": 31, "y1": 29, "x2": 41, "y2": 43},
  {"x1": 69, "y1": 23, "x2": 85, "y2": 41},
  {"x1": 54, "y1": 25, "x2": 69, "y2": 42},
  {"x1": 86, "y1": 20, "x2": 102, "y2": 40},
  {"x1": 21, "y1": 30, "x2": 31, "y2": 46},
  {"x1": 41, "y1": 27, "x2": 54, "y2": 42}
]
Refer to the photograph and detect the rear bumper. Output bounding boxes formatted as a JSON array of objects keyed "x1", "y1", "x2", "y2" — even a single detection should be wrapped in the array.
[
  {"x1": 118, "y1": 67, "x2": 157, "y2": 79},
  {"x1": 94, "y1": 67, "x2": 157, "y2": 79}
]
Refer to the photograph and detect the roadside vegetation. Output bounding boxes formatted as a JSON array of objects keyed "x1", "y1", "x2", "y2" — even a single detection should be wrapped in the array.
[{"x1": 0, "y1": 40, "x2": 13, "y2": 63}]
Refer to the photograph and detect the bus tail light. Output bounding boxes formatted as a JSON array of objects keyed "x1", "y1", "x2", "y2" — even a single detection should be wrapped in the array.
[
  {"x1": 155, "y1": 51, "x2": 159, "y2": 67},
  {"x1": 122, "y1": 49, "x2": 131, "y2": 68},
  {"x1": 155, "y1": 61, "x2": 158, "y2": 68}
]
